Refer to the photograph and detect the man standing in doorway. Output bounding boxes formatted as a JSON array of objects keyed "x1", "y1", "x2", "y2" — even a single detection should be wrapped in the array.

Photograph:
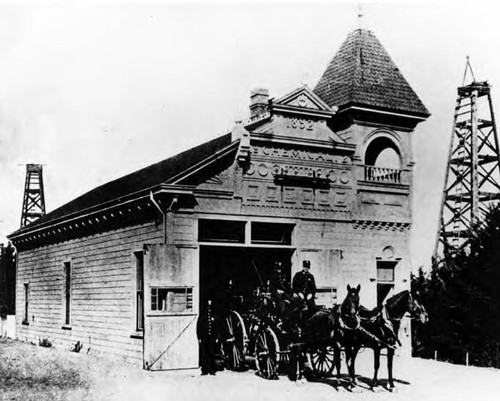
[{"x1": 196, "y1": 300, "x2": 218, "y2": 375}]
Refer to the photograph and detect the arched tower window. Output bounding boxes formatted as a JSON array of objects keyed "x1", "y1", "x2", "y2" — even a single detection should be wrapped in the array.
[{"x1": 364, "y1": 136, "x2": 402, "y2": 183}]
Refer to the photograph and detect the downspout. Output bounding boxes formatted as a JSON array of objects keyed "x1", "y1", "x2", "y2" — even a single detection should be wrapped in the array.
[
  {"x1": 150, "y1": 191, "x2": 167, "y2": 245},
  {"x1": 149, "y1": 191, "x2": 179, "y2": 245}
]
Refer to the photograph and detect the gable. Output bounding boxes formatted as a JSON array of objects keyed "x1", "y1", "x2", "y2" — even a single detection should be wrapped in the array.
[
  {"x1": 274, "y1": 86, "x2": 334, "y2": 112},
  {"x1": 244, "y1": 86, "x2": 345, "y2": 144}
]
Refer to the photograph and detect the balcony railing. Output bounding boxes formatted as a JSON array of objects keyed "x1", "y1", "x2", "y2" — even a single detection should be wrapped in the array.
[{"x1": 364, "y1": 166, "x2": 402, "y2": 184}]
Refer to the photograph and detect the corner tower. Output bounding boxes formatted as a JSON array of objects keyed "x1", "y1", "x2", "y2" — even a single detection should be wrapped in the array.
[
  {"x1": 315, "y1": 28, "x2": 429, "y2": 169},
  {"x1": 314, "y1": 28, "x2": 429, "y2": 223},
  {"x1": 314, "y1": 29, "x2": 429, "y2": 326}
]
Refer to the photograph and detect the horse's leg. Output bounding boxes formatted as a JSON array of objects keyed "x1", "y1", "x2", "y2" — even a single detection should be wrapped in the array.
[
  {"x1": 350, "y1": 346, "x2": 360, "y2": 386},
  {"x1": 345, "y1": 345, "x2": 358, "y2": 387},
  {"x1": 387, "y1": 348, "x2": 395, "y2": 389},
  {"x1": 344, "y1": 347, "x2": 353, "y2": 384},
  {"x1": 372, "y1": 347, "x2": 380, "y2": 388},
  {"x1": 334, "y1": 345, "x2": 342, "y2": 378}
]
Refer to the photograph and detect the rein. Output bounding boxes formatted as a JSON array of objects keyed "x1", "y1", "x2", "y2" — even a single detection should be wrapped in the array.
[
  {"x1": 339, "y1": 313, "x2": 361, "y2": 331},
  {"x1": 358, "y1": 304, "x2": 400, "y2": 348}
]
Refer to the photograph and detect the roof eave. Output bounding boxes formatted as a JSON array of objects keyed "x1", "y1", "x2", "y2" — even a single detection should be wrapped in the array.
[{"x1": 337, "y1": 103, "x2": 431, "y2": 120}]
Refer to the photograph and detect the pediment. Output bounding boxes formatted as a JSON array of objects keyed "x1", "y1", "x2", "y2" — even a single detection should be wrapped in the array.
[{"x1": 274, "y1": 86, "x2": 335, "y2": 112}]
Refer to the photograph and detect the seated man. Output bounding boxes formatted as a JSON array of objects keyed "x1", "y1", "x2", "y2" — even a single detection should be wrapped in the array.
[
  {"x1": 292, "y1": 260, "x2": 317, "y2": 326},
  {"x1": 292, "y1": 260, "x2": 316, "y2": 307},
  {"x1": 268, "y1": 261, "x2": 292, "y2": 316}
]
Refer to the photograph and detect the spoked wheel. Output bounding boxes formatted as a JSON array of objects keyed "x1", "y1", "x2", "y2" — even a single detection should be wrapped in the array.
[
  {"x1": 254, "y1": 327, "x2": 280, "y2": 380},
  {"x1": 222, "y1": 311, "x2": 248, "y2": 371},
  {"x1": 309, "y1": 346, "x2": 336, "y2": 377}
]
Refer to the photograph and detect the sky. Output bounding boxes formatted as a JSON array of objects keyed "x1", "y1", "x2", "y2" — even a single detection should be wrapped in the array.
[{"x1": 0, "y1": 0, "x2": 499, "y2": 270}]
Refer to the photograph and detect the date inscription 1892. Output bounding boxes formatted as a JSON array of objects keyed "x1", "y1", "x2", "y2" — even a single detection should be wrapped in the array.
[{"x1": 285, "y1": 117, "x2": 314, "y2": 130}]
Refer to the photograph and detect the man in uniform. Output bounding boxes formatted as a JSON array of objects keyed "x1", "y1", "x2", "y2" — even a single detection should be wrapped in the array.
[
  {"x1": 268, "y1": 261, "x2": 292, "y2": 316},
  {"x1": 292, "y1": 260, "x2": 317, "y2": 308},
  {"x1": 196, "y1": 299, "x2": 218, "y2": 375}
]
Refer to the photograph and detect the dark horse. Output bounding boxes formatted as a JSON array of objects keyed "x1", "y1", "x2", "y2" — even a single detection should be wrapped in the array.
[
  {"x1": 350, "y1": 290, "x2": 428, "y2": 389},
  {"x1": 303, "y1": 284, "x2": 361, "y2": 381}
]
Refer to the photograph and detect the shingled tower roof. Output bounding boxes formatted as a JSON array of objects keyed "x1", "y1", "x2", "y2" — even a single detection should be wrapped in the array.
[{"x1": 314, "y1": 29, "x2": 430, "y2": 117}]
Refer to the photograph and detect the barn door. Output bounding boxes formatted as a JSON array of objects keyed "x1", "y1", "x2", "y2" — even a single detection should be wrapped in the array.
[{"x1": 143, "y1": 244, "x2": 198, "y2": 370}]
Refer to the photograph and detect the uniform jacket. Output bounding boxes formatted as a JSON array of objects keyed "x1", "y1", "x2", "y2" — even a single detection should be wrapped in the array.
[
  {"x1": 292, "y1": 270, "x2": 317, "y2": 297},
  {"x1": 269, "y1": 269, "x2": 291, "y2": 294}
]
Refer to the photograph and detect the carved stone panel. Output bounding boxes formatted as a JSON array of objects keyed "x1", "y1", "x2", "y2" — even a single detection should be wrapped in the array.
[{"x1": 251, "y1": 145, "x2": 350, "y2": 165}]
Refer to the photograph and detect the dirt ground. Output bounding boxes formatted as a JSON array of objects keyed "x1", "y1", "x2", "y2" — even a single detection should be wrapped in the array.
[{"x1": 1, "y1": 338, "x2": 499, "y2": 401}]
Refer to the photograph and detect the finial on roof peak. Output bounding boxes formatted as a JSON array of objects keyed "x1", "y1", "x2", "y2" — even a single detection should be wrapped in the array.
[{"x1": 357, "y1": 3, "x2": 364, "y2": 30}]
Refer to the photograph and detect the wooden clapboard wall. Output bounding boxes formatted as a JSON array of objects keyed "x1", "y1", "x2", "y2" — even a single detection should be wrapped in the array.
[{"x1": 15, "y1": 222, "x2": 162, "y2": 365}]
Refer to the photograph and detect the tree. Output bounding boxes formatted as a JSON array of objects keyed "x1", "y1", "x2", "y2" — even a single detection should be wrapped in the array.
[{"x1": 412, "y1": 205, "x2": 500, "y2": 367}]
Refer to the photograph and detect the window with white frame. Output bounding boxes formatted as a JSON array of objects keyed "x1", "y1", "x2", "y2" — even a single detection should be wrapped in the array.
[
  {"x1": 64, "y1": 261, "x2": 71, "y2": 325},
  {"x1": 23, "y1": 283, "x2": 29, "y2": 324},
  {"x1": 134, "y1": 251, "x2": 144, "y2": 331},
  {"x1": 151, "y1": 287, "x2": 193, "y2": 313}
]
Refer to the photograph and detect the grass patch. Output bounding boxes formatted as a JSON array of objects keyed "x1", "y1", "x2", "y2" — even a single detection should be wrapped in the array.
[
  {"x1": 0, "y1": 338, "x2": 88, "y2": 391},
  {"x1": 0, "y1": 337, "x2": 149, "y2": 401}
]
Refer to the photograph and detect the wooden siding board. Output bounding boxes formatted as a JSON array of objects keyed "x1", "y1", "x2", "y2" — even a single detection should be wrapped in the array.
[{"x1": 15, "y1": 222, "x2": 160, "y2": 366}]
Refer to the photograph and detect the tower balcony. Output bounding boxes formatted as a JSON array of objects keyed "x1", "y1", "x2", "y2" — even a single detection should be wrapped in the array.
[{"x1": 363, "y1": 165, "x2": 402, "y2": 184}]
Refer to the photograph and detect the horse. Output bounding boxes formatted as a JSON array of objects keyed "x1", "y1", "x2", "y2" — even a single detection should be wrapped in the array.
[
  {"x1": 354, "y1": 290, "x2": 428, "y2": 389},
  {"x1": 303, "y1": 284, "x2": 361, "y2": 381}
]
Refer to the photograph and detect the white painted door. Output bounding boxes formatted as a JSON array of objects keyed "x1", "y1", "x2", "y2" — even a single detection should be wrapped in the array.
[{"x1": 143, "y1": 244, "x2": 198, "y2": 370}]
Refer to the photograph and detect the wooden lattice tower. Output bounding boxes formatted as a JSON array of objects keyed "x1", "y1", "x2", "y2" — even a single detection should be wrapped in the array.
[
  {"x1": 435, "y1": 64, "x2": 500, "y2": 260},
  {"x1": 20, "y1": 164, "x2": 46, "y2": 228}
]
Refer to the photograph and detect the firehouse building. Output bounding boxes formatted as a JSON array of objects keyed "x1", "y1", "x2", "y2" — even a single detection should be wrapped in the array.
[{"x1": 8, "y1": 29, "x2": 429, "y2": 369}]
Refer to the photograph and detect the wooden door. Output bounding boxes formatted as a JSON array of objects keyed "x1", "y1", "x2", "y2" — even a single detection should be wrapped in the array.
[{"x1": 143, "y1": 244, "x2": 198, "y2": 370}]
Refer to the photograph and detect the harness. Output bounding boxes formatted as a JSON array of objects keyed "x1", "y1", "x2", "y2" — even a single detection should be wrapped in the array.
[
  {"x1": 337, "y1": 311, "x2": 395, "y2": 349},
  {"x1": 349, "y1": 304, "x2": 400, "y2": 349}
]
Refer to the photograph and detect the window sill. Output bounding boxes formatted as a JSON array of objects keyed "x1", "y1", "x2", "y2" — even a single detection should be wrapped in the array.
[
  {"x1": 21, "y1": 320, "x2": 29, "y2": 326},
  {"x1": 130, "y1": 332, "x2": 144, "y2": 339},
  {"x1": 61, "y1": 325, "x2": 72, "y2": 331},
  {"x1": 146, "y1": 312, "x2": 196, "y2": 318}
]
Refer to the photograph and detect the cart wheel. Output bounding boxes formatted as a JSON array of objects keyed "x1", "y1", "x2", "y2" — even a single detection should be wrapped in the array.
[
  {"x1": 310, "y1": 346, "x2": 335, "y2": 377},
  {"x1": 254, "y1": 327, "x2": 280, "y2": 379},
  {"x1": 222, "y1": 311, "x2": 248, "y2": 371}
]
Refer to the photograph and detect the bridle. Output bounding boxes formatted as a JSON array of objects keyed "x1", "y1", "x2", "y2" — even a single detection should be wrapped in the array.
[{"x1": 339, "y1": 293, "x2": 361, "y2": 331}]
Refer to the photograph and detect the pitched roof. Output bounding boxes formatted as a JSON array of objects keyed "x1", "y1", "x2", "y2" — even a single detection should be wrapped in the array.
[
  {"x1": 314, "y1": 29, "x2": 430, "y2": 117},
  {"x1": 12, "y1": 133, "x2": 234, "y2": 235}
]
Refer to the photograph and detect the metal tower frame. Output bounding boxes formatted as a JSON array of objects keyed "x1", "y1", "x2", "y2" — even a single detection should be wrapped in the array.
[
  {"x1": 435, "y1": 66, "x2": 500, "y2": 260},
  {"x1": 20, "y1": 164, "x2": 46, "y2": 228}
]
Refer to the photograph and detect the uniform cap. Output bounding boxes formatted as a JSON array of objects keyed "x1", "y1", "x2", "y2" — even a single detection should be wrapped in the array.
[{"x1": 303, "y1": 260, "x2": 311, "y2": 268}]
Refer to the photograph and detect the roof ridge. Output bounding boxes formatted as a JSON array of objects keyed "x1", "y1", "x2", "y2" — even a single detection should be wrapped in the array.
[{"x1": 11, "y1": 133, "x2": 235, "y2": 235}]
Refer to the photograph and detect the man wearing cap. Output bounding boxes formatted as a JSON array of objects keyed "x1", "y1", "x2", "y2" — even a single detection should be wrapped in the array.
[
  {"x1": 269, "y1": 261, "x2": 292, "y2": 315},
  {"x1": 292, "y1": 260, "x2": 317, "y2": 308},
  {"x1": 196, "y1": 300, "x2": 219, "y2": 375}
]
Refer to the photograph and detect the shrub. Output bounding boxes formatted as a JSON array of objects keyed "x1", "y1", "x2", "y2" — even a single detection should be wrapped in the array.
[
  {"x1": 39, "y1": 338, "x2": 53, "y2": 348},
  {"x1": 70, "y1": 341, "x2": 83, "y2": 353}
]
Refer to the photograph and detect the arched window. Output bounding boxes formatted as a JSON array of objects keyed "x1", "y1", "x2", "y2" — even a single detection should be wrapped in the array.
[{"x1": 364, "y1": 137, "x2": 402, "y2": 183}]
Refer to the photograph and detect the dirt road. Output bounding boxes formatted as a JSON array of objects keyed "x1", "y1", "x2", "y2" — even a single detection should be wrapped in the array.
[{"x1": 1, "y1": 338, "x2": 498, "y2": 401}]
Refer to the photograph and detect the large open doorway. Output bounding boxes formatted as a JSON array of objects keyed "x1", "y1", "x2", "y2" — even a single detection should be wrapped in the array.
[{"x1": 199, "y1": 246, "x2": 295, "y2": 311}]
